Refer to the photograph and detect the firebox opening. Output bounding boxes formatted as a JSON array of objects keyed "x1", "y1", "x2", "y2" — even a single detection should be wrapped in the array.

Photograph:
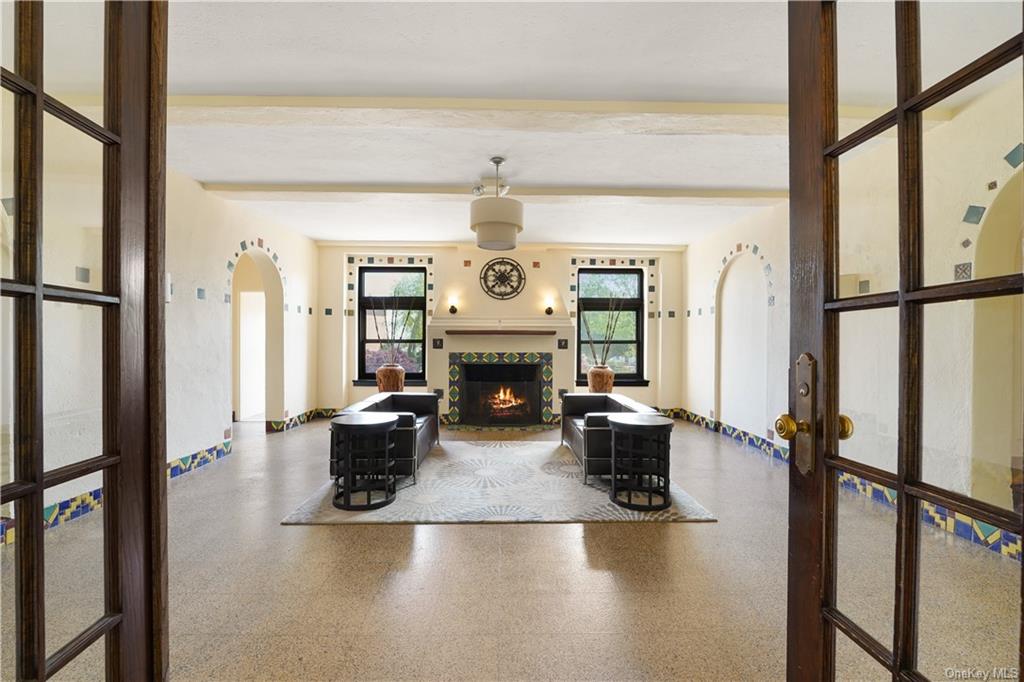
[{"x1": 462, "y1": 363, "x2": 542, "y2": 426}]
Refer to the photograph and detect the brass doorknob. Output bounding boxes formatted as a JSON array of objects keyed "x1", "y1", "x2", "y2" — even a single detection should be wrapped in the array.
[
  {"x1": 775, "y1": 413, "x2": 809, "y2": 441},
  {"x1": 838, "y1": 414, "x2": 855, "y2": 441}
]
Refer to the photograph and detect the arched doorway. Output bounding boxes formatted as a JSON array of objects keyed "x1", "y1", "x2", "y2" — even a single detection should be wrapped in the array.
[
  {"x1": 231, "y1": 249, "x2": 285, "y2": 425},
  {"x1": 971, "y1": 170, "x2": 1022, "y2": 509},
  {"x1": 715, "y1": 253, "x2": 769, "y2": 438}
]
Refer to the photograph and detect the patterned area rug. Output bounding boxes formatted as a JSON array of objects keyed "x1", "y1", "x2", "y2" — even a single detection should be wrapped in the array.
[{"x1": 281, "y1": 440, "x2": 715, "y2": 524}]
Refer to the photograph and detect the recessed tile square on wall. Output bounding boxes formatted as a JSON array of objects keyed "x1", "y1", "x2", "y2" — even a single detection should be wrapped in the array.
[
  {"x1": 962, "y1": 205, "x2": 986, "y2": 225},
  {"x1": 954, "y1": 262, "x2": 973, "y2": 281},
  {"x1": 557, "y1": 338, "x2": 569, "y2": 349},
  {"x1": 1005, "y1": 142, "x2": 1024, "y2": 169}
]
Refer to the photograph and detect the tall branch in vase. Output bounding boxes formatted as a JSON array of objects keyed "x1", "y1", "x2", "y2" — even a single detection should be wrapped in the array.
[
  {"x1": 581, "y1": 298, "x2": 624, "y2": 367},
  {"x1": 369, "y1": 296, "x2": 414, "y2": 366},
  {"x1": 581, "y1": 297, "x2": 623, "y2": 393}
]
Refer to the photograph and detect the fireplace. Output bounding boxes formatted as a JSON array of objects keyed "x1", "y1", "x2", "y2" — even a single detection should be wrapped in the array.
[
  {"x1": 462, "y1": 363, "x2": 542, "y2": 426},
  {"x1": 447, "y1": 352, "x2": 555, "y2": 426}
]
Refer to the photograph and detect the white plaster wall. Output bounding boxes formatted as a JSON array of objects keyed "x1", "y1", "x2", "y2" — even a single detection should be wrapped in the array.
[
  {"x1": 1, "y1": 165, "x2": 320, "y2": 506},
  {"x1": 165, "y1": 169, "x2": 320, "y2": 462},
  {"x1": 681, "y1": 73, "x2": 1021, "y2": 508},
  {"x1": 837, "y1": 73, "x2": 1022, "y2": 500},
  {"x1": 717, "y1": 254, "x2": 768, "y2": 438},
  {"x1": 682, "y1": 201, "x2": 791, "y2": 448},
  {"x1": 318, "y1": 244, "x2": 685, "y2": 414}
]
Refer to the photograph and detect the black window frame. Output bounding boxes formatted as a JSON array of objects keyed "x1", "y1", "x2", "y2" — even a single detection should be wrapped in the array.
[
  {"x1": 575, "y1": 267, "x2": 647, "y2": 386},
  {"x1": 357, "y1": 266, "x2": 427, "y2": 383}
]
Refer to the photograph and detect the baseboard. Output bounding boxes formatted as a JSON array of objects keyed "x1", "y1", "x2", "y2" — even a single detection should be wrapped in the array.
[
  {"x1": 668, "y1": 407, "x2": 1021, "y2": 563},
  {"x1": 266, "y1": 407, "x2": 338, "y2": 433},
  {"x1": 1, "y1": 437, "x2": 236, "y2": 547}
]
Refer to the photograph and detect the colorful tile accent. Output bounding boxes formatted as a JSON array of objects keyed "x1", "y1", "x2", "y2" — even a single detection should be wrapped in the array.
[
  {"x1": 447, "y1": 352, "x2": 555, "y2": 425},
  {"x1": 664, "y1": 408, "x2": 788, "y2": 463},
  {"x1": 835, "y1": 473, "x2": 1021, "y2": 562},
  {"x1": 266, "y1": 407, "x2": 338, "y2": 433},
  {"x1": 1005, "y1": 142, "x2": 1024, "y2": 169},
  {"x1": 962, "y1": 205, "x2": 986, "y2": 224},
  {"x1": 671, "y1": 406, "x2": 1021, "y2": 564}
]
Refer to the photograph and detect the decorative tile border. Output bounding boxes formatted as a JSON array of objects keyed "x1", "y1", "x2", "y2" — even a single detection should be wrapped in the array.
[
  {"x1": 443, "y1": 422, "x2": 560, "y2": 432},
  {"x1": 669, "y1": 406, "x2": 1020, "y2": 563},
  {"x1": 838, "y1": 471, "x2": 1021, "y2": 562},
  {"x1": 167, "y1": 440, "x2": 233, "y2": 478},
  {"x1": 266, "y1": 407, "x2": 338, "y2": 433},
  {"x1": 948, "y1": 142, "x2": 1023, "y2": 282},
  {"x1": 342, "y1": 253, "x2": 436, "y2": 317},
  {"x1": 567, "y1": 255, "x2": 661, "y2": 320},
  {"x1": 447, "y1": 352, "x2": 555, "y2": 425},
  {"x1": 663, "y1": 407, "x2": 790, "y2": 462},
  {"x1": 1, "y1": 436, "x2": 240, "y2": 546},
  {"x1": 708, "y1": 242, "x2": 777, "y2": 312}
]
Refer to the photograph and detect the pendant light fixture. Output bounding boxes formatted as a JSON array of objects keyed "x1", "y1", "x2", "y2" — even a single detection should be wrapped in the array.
[{"x1": 470, "y1": 156, "x2": 523, "y2": 251}]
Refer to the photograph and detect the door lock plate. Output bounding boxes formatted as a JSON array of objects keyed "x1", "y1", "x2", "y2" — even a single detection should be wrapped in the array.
[{"x1": 795, "y1": 352, "x2": 816, "y2": 476}]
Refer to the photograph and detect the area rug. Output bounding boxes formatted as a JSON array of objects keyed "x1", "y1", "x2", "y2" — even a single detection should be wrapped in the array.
[{"x1": 281, "y1": 440, "x2": 715, "y2": 524}]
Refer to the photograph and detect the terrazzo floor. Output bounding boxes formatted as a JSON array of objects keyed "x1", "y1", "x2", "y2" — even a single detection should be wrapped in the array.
[{"x1": 1, "y1": 420, "x2": 1019, "y2": 680}]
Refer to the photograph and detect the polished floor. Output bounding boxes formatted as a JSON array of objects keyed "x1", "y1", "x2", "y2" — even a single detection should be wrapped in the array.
[{"x1": 1, "y1": 420, "x2": 1019, "y2": 680}]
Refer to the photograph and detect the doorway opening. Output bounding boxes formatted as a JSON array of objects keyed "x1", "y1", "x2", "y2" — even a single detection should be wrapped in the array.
[
  {"x1": 972, "y1": 170, "x2": 1023, "y2": 511},
  {"x1": 715, "y1": 252, "x2": 769, "y2": 438},
  {"x1": 231, "y1": 249, "x2": 285, "y2": 426}
]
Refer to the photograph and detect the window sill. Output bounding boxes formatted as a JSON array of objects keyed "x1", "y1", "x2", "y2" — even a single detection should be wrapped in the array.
[
  {"x1": 574, "y1": 378, "x2": 650, "y2": 388},
  {"x1": 352, "y1": 379, "x2": 428, "y2": 387}
]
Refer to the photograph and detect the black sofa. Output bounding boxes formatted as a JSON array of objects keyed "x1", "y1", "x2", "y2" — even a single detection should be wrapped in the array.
[
  {"x1": 336, "y1": 392, "x2": 440, "y2": 479},
  {"x1": 560, "y1": 393, "x2": 658, "y2": 483}
]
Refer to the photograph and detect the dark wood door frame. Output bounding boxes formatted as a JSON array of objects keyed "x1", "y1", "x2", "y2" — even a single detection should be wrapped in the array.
[
  {"x1": 786, "y1": 3, "x2": 834, "y2": 679},
  {"x1": 0, "y1": 2, "x2": 168, "y2": 679},
  {"x1": 787, "y1": 2, "x2": 1023, "y2": 680}
]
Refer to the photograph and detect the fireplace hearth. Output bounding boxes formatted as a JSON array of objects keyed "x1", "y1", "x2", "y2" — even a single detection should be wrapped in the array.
[{"x1": 463, "y1": 363, "x2": 541, "y2": 426}]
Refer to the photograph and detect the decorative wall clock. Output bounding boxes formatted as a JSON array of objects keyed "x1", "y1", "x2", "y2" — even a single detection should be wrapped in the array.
[{"x1": 479, "y1": 257, "x2": 526, "y2": 300}]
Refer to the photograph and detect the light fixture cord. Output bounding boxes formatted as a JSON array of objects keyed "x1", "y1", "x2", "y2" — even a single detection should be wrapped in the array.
[{"x1": 494, "y1": 159, "x2": 500, "y2": 198}]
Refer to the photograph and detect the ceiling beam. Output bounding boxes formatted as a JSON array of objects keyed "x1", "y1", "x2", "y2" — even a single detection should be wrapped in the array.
[{"x1": 202, "y1": 183, "x2": 790, "y2": 202}]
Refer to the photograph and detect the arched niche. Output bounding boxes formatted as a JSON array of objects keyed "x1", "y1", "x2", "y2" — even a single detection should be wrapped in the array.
[
  {"x1": 714, "y1": 252, "x2": 769, "y2": 438},
  {"x1": 231, "y1": 248, "x2": 285, "y2": 423},
  {"x1": 971, "y1": 169, "x2": 1022, "y2": 509}
]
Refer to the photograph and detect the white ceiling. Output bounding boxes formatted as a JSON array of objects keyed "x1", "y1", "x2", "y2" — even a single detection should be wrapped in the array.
[
  {"x1": 213, "y1": 193, "x2": 779, "y2": 246},
  {"x1": 25, "y1": 1, "x2": 1020, "y2": 247}
]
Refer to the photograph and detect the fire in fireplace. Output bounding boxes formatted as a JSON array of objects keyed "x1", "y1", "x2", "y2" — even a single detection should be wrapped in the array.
[
  {"x1": 463, "y1": 363, "x2": 541, "y2": 426},
  {"x1": 488, "y1": 385, "x2": 527, "y2": 417}
]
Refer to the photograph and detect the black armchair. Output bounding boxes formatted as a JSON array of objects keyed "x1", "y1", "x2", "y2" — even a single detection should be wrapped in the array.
[
  {"x1": 337, "y1": 392, "x2": 440, "y2": 479},
  {"x1": 560, "y1": 393, "x2": 657, "y2": 483}
]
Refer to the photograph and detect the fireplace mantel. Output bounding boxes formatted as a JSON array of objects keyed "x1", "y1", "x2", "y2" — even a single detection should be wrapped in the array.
[{"x1": 445, "y1": 329, "x2": 556, "y2": 336}]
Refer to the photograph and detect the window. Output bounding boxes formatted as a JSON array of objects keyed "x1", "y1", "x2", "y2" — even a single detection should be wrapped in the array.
[
  {"x1": 576, "y1": 268, "x2": 645, "y2": 384},
  {"x1": 358, "y1": 267, "x2": 426, "y2": 382}
]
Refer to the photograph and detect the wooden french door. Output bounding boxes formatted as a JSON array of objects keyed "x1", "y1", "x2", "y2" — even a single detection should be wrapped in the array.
[
  {"x1": 1, "y1": 2, "x2": 167, "y2": 680},
  {"x1": 786, "y1": 1, "x2": 1023, "y2": 680}
]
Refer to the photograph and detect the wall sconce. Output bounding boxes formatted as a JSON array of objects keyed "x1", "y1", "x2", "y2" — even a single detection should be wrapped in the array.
[
  {"x1": 544, "y1": 295, "x2": 555, "y2": 316},
  {"x1": 448, "y1": 295, "x2": 459, "y2": 315}
]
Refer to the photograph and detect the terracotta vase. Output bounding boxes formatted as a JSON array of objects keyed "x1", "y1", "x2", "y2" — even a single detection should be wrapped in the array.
[
  {"x1": 587, "y1": 365, "x2": 615, "y2": 393},
  {"x1": 375, "y1": 363, "x2": 406, "y2": 393}
]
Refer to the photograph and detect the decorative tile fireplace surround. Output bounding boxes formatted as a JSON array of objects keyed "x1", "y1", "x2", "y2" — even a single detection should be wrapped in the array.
[{"x1": 447, "y1": 352, "x2": 555, "y2": 425}]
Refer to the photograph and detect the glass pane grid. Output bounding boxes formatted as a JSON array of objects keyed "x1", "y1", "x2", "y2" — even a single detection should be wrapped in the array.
[{"x1": 44, "y1": 480, "x2": 105, "y2": 659}]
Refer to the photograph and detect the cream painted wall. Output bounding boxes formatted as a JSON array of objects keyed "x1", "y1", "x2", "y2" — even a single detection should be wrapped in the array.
[
  {"x1": 682, "y1": 73, "x2": 1022, "y2": 510},
  {"x1": 683, "y1": 201, "x2": 791, "y2": 448},
  {"x1": 717, "y1": 253, "x2": 768, "y2": 438},
  {"x1": 166, "y1": 169, "x2": 319, "y2": 462},
  {"x1": 317, "y1": 244, "x2": 686, "y2": 415}
]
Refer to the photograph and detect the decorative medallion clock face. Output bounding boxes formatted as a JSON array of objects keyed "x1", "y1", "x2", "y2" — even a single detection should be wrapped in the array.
[{"x1": 479, "y1": 257, "x2": 526, "y2": 300}]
